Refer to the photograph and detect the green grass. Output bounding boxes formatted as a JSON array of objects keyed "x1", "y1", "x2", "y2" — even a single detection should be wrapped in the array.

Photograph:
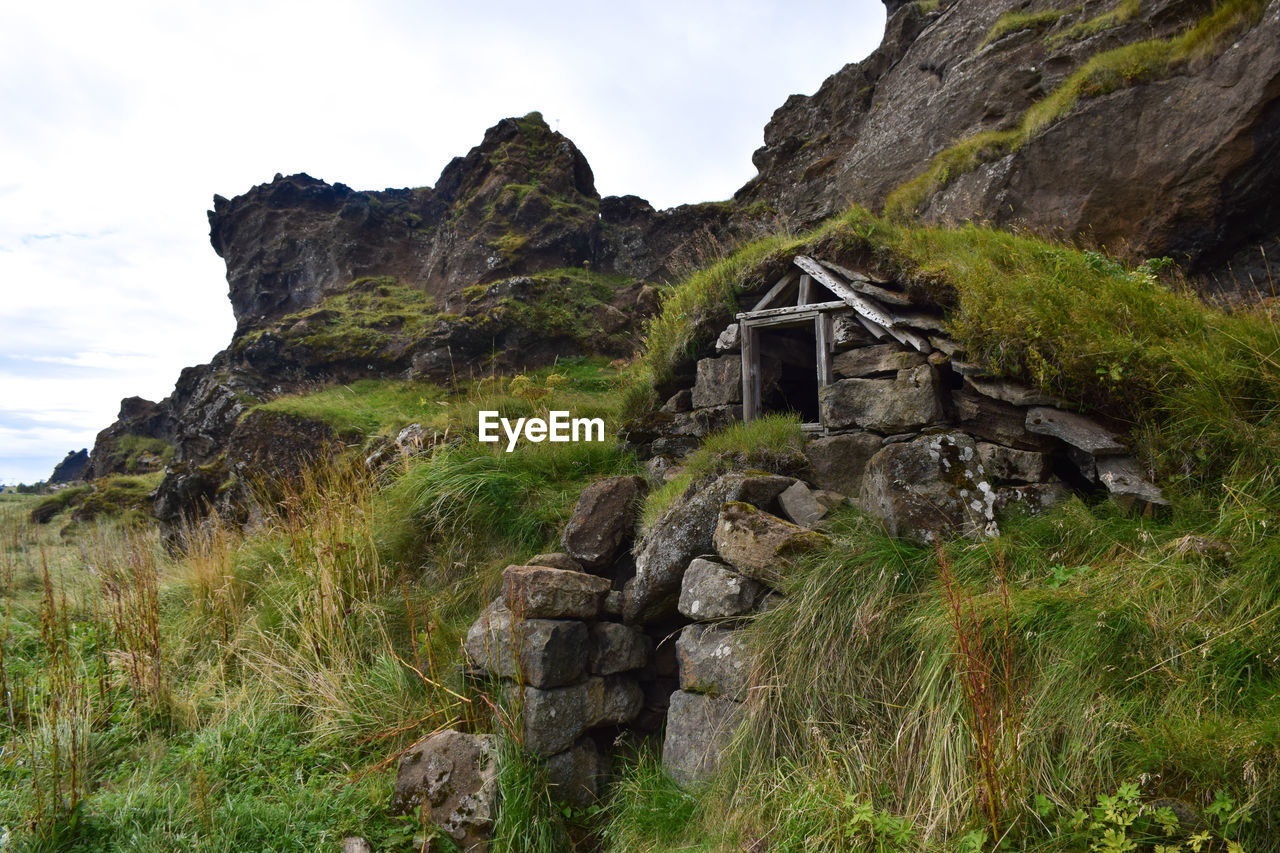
[
  {"x1": 979, "y1": 6, "x2": 1079, "y2": 50},
  {"x1": 94, "y1": 434, "x2": 173, "y2": 475},
  {"x1": 641, "y1": 414, "x2": 807, "y2": 526},
  {"x1": 887, "y1": 0, "x2": 1269, "y2": 217},
  {"x1": 256, "y1": 378, "x2": 448, "y2": 438},
  {"x1": 1048, "y1": 0, "x2": 1142, "y2": 44},
  {"x1": 607, "y1": 494, "x2": 1279, "y2": 850}
]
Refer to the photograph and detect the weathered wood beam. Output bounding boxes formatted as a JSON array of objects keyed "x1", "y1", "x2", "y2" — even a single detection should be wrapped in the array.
[
  {"x1": 817, "y1": 259, "x2": 911, "y2": 306},
  {"x1": 749, "y1": 272, "x2": 797, "y2": 313},
  {"x1": 795, "y1": 255, "x2": 931, "y2": 352},
  {"x1": 737, "y1": 300, "x2": 845, "y2": 322}
]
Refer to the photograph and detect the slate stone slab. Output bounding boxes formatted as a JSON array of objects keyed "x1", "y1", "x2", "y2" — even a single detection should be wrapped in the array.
[{"x1": 1025, "y1": 407, "x2": 1127, "y2": 456}]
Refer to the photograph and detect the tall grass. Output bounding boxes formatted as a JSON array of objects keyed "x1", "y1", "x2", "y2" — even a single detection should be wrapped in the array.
[{"x1": 631, "y1": 491, "x2": 1280, "y2": 850}]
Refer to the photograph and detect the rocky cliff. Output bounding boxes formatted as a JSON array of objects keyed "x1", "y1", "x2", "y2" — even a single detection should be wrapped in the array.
[
  {"x1": 738, "y1": 0, "x2": 1280, "y2": 273},
  {"x1": 89, "y1": 112, "x2": 768, "y2": 528}
]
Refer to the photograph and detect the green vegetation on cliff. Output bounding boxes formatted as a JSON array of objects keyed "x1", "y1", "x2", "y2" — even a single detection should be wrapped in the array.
[{"x1": 888, "y1": 0, "x2": 1269, "y2": 217}]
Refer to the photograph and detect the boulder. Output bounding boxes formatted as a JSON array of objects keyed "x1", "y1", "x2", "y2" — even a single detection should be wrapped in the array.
[
  {"x1": 803, "y1": 431, "x2": 883, "y2": 496},
  {"x1": 527, "y1": 552, "x2": 584, "y2": 572},
  {"x1": 776, "y1": 480, "x2": 826, "y2": 528},
  {"x1": 463, "y1": 599, "x2": 588, "y2": 688},
  {"x1": 678, "y1": 558, "x2": 765, "y2": 620},
  {"x1": 391, "y1": 729, "x2": 497, "y2": 852},
  {"x1": 626, "y1": 473, "x2": 795, "y2": 623},
  {"x1": 502, "y1": 565, "x2": 610, "y2": 620},
  {"x1": 818, "y1": 364, "x2": 942, "y2": 433},
  {"x1": 676, "y1": 624, "x2": 752, "y2": 701},
  {"x1": 662, "y1": 690, "x2": 743, "y2": 785},
  {"x1": 976, "y1": 442, "x2": 1051, "y2": 483},
  {"x1": 588, "y1": 622, "x2": 651, "y2": 676},
  {"x1": 1025, "y1": 407, "x2": 1127, "y2": 456},
  {"x1": 831, "y1": 343, "x2": 925, "y2": 378},
  {"x1": 691, "y1": 356, "x2": 743, "y2": 408},
  {"x1": 560, "y1": 475, "x2": 647, "y2": 570},
  {"x1": 712, "y1": 502, "x2": 828, "y2": 585},
  {"x1": 545, "y1": 739, "x2": 607, "y2": 807},
  {"x1": 858, "y1": 432, "x2": 999, "y2": 543}
]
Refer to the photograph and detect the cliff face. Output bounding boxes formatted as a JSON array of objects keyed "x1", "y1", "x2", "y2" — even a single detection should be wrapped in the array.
[
  {"x1": 93, "y1": 113, "x2": 767, "y2": 528},
  {"x1": 738, "y1": 0, "x2": 1280, "y2": 271}
]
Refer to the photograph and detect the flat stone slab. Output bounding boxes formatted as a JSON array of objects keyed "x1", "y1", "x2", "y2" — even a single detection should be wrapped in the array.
[
  {"x1": 1097, "y1": 456, "x2": 1168, "y2": 515},
  {"x1": 503, "y1": 565, "x2": 610, "y2": 620},
  {"x1": 965, "y1": 376, "x2": 1064, "y2": 407},
  {"x1": 1025, "y1": 407, "x2": 1127, "y2": 456},
  {"x1": 662, "y1": 690, "x2": 743, "y2": 785},
  {"x1": 678, "y1": 557, "x2": 764, "y2": 620}
]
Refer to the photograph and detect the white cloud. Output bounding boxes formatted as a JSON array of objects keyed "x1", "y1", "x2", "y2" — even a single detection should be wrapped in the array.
[{"x1": 0, "y1": 0, "x2": 885, "y2": 483}]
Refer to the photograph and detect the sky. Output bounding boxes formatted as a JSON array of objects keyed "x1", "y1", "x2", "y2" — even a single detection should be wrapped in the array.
[{"x1": 0, "y1": 0, "x2": 886, "y2": 485}]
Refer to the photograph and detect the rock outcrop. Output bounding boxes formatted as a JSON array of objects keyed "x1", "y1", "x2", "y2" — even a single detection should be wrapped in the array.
[
  {"x1": 736, "y1": 0, "x2": 1280, "y2": 275},
  {"x1": 48, "y1": 449, "x2": 90, "y2": 484}
]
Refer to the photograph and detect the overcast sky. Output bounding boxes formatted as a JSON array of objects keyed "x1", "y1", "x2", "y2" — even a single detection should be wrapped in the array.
[{"x1": 0, "y1": 0, "x2": 885, "y2": 485}]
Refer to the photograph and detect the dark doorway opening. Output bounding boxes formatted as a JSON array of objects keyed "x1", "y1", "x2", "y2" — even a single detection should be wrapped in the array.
[{"x1": 757, "y1": 324, "x2": 820, "y2": 422}]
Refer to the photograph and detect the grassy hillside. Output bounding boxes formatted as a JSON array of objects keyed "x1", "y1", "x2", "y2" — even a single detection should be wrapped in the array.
[{"x1": 3, "y1": 208, "x2": 1279, "y2": 851}]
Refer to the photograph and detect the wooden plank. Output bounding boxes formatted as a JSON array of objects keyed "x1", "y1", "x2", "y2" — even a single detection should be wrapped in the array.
[
  {"x1": 820, "y1": 258, "x2": 891, "y2": 286},
  {"x1": 884, "y1": 323, "x2": 932, "y2": 353},
  {"x1": 815, "y1": 313, "x2": 833, "y2": 388},
  {"x1": 798, "y1": 274, "x2": 813, "y2": 306},
  {"x1": 795, "y1": 255, "x2": 900, "y2": 328},
  {"x1": 795, "y1": 255, "x2": 933, "y2": 352},
  {"x1": 818, "y1": 259, "x2": 911, "y2": 306},
  {"x1": 740, "y1": 321, "x2": 758, "y2": 421},
  {"x1": 749, "y1": 272, "x2": 797, "y2": 313},
  {"x1": 856, "y1": 313, "x2": 890, "y2": 340},
  {"x1": 736, "y1": 300, "x2": 845, "y2": 322}
]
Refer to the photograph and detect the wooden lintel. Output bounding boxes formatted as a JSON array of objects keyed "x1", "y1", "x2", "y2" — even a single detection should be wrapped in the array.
[
  {"x1": 736, "y1": 300, "x2": 846, "y2": 322},
  {"x1": 749, "y1": 272, "x2": 797, "y2": 313}
]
